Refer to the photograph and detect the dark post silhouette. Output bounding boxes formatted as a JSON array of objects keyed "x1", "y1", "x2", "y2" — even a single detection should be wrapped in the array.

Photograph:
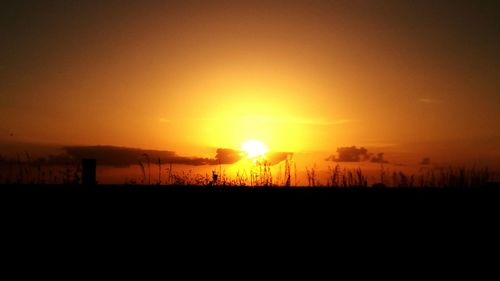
[{"x1": 82, "y1": 159, "x2": 97, "y2": 185}]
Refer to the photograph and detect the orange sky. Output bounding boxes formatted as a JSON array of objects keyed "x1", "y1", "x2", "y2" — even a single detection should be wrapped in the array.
[{"x1": 1, "y1": 0, "x2": 499, "y2": 166}]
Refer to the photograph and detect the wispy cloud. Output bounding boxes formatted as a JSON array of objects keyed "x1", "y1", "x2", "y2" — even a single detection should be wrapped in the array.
[
  {"x1": 237, "y1": 116, "x2": 354, "y2": 126},
  {"x1": 419, "y1": 98, "x2": 442, "y2": 104},
  {"x1": 295, "y1": 119, "x2": 354, "y2": 126},
  {"x1": 159, "y1": 118, "x2": 171, "y2": 123},
  {"x1": 191, "y1": 116, "x2": 355, "y2": 126}
]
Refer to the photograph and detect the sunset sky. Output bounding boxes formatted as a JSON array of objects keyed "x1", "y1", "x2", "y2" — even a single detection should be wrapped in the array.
[{"x1": 1, "y1": 0, "x2": 499, "y2": 169}]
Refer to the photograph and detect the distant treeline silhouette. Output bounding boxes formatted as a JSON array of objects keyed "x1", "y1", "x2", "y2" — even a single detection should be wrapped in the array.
[{"x1": 0, "y1": 145, "x2": 293, "y2": 167}]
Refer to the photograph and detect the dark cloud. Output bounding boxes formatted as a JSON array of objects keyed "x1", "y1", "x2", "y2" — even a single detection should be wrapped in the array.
[
  {"x1": 420, "y1": 157, "x2": 431, "y2": 165},
  {"x1": 370, "y1": 153, "x2": 389, "y2": 164},
  {"x1": 63, "y1": 146, "x2": 243, "y2": 167},
  {"x1": 266, "y1": 152, "x2": 293, "y2": 165},
  {"x1": 0, "y1": 153, "x2": 74, "y2": 166},
  {"x1": 325, "y1": 146, "x2": 371, "y2": 162},
  {"x1": 209, "y1": 148, "x2": 244, "y2": 165},
  {"x1": 64, "y1": 146, "x2": 175, "y2": 167},
  {"x1": 325, "y1": 146, "x2": 389, "y2": 163},
  {"x1": 1, "y1": 145, "x2": 291, "y2": 167}
]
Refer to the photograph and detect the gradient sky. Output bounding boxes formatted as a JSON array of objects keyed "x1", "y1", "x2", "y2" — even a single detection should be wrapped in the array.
[{"x1": 1, "y1": 0, "x2": 499, "y2": 161}]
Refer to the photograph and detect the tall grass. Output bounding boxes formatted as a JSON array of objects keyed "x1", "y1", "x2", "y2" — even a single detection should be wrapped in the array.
[
  {"x1": 326, "y1": 165, "x2": 368, "y2": 187},
  {"x1": 306, "y1": 165, "x2": 317, "y2": 187}
]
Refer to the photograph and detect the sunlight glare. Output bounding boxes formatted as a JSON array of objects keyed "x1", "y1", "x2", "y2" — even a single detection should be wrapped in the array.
[{"x1": 241, "y1": 140, "x2": 269, "y2": 159}]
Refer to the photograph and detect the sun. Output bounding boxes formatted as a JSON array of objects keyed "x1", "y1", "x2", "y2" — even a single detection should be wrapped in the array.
[{"x1": 241, "y1": 139, "x2": 269, "y2": 159}]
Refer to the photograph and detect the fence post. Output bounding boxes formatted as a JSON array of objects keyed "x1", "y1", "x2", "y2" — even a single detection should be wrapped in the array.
[{"x1": 82, "y1": 159, "x2": 97, "y2": 185}]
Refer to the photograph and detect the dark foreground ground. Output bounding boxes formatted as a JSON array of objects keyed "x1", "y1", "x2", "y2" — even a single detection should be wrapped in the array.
[
  {"x1": 1, "y1": 182, "x2": 499, "y2": 209},
  {"x1": 1, "y1": 182, "x2": 499, "y2": 197},
  {"x1": 2, "y1": 183, "x2": 499, "y2": 243}
]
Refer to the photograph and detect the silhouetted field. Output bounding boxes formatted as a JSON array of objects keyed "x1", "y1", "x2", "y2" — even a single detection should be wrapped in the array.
[
  {"x1": 1, "y1": 152, "x2": 498, "y2": 215},
  {"x1": 0, "y1": 155, "x2": 494, "y2": 187},
  {"x1": 1, "y1": 183, "x2": 499, "y2": 191},
  {"x1": 1, "y1": 183, "x2": 499, "y2": 223},
  {"x1": 1, "y1": 183, "x2": 499, "y2": 200}
]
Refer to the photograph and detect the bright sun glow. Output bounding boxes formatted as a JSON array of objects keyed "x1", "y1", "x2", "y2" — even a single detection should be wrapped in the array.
[{"x1": 241, "y1": 140, "x2": 269, "y2": 159}]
